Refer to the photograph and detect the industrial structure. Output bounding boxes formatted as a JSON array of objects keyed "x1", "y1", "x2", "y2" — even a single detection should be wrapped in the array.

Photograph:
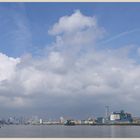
[
  {"x1": 0, "y1": 108, "x2": 138, "y2": 126},
  {"x1": 109, "y1": 110, "x2": 133, "y2": 123}
]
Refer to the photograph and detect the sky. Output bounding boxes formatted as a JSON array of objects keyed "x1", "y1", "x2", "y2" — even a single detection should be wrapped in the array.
[{"x1": 0, "y1": 3, "x2": 140, "y2": 119}]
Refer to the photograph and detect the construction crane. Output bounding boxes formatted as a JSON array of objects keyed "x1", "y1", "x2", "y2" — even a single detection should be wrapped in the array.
[{"x1": 105, "y1": 106, "x2": 110, "y2": 120}]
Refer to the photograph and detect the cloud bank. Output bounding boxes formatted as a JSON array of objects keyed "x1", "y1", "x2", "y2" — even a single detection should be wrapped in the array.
[{"x1": 0, "y1": 10, "x2": 140, "y2": 117}]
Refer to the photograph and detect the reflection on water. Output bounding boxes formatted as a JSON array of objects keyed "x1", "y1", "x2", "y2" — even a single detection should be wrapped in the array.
[
  {"x1": 110, "y1": 125, "x2": 125, "y2": 137},
  {"x1": 0, "y1": 125, "x2": 140, "y2": 137}
]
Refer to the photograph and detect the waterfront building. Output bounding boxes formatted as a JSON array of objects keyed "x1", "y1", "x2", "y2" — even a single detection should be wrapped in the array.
[
  {"x1": 109, "y1": 110, "x2": 133, "y2": 123},
  {"x1": 75, "y1": 120, "x2": 82, "y2": 125},
  {"x1": 96, "y1": 117, "x2": 104, "y2": 124},
  {"x1": 64, "y1": 120, "x2": 75, "y2": 125},
  {"x1": 110, "y1": 112, "x2": 120, "y2": 121},
  {"x1": 39, "y1": 119, "x2": 43, "y2": 124},
  {"x1": 132, "y1": 117, "x2": 140, "y2": 124},
  {"x1": 60, "y1": 117, "x2": 65, "y2": 124}
]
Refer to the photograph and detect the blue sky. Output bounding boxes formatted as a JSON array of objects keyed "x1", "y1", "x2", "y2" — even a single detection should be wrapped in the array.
[
  {"x1": 1, "y1": 3, "x2": 140, "y2": 57},
  {"x1": 1, "y1": 3, "x2": 140, "y2": 119}
]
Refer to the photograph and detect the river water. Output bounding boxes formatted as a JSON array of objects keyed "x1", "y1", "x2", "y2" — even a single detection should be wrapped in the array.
[{"x1": 0, "y1": 125, "x2": 140, "y2": 137}]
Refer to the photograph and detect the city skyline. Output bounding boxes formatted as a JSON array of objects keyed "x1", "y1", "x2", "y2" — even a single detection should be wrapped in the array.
[{"x1": 0, "y1": 3, "x2": 140, "y2": 118}]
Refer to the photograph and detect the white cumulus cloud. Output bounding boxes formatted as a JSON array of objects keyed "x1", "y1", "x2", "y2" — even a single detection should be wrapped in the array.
[
  {"x1": 49, "y1": 10, "x2": 97, "y2": 35},
  {"x1": 1, "y1": 10, "x2": 140, "y2": 117}
]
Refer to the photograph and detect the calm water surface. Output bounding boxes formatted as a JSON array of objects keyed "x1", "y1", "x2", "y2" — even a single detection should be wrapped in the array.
[{"x1": 0, "y1": 125, "x2": 140, "y2": 137}]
